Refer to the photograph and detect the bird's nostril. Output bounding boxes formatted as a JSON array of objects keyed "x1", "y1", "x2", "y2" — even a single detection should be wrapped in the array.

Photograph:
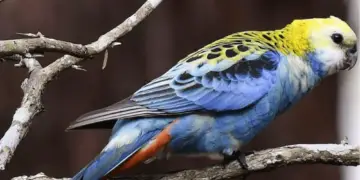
[{"x1": 350, "y1": 44, "x2": 357, "y2": 54}]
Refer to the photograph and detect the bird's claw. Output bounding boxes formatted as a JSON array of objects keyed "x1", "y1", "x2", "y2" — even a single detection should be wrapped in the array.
[
  {"x1": 237, "y1": 152, "x2": 248, "y2": 169},
  {"x1": 221, "y1": 151, "x2": 253, "y2": 170}
]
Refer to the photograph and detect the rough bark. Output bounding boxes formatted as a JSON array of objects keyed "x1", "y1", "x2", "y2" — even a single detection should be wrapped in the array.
[{"x1": 11, "y1": 144, "x2": 360, "y2": 180}]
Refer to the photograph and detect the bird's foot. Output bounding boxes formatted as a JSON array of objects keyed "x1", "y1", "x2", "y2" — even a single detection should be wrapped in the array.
[{"x1": 221, "y1": 150, "x2": 254, "y2": 170}]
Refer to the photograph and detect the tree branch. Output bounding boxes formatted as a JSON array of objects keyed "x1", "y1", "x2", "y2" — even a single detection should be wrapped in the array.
[
  {"x1": 0, "y1": 0, "x2": 165, "y2": 170},
  {"x1": 12, "y1": 173, "x2": 70, "y2": 180},
  {"x1": 0, "y1": 37, "x2": 92, "y2": 58},
  {"x1": 11, "y1": 144, "x2": 360, "y2": 180}
]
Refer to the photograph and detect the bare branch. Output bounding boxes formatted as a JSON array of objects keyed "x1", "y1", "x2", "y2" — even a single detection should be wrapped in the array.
[
  {"x1": 0, "y1": 0, "x2": 165, "y2": 170},
  {"x1": 0, "y1": 38, "x2": 92, "y2": 58},
  {"x1": 160, "y1": 144, "x2": 360, "y2": 180},
  {"x1": 11, "y1": 144, "x2": 360, "y2": 180},
  {"x1": 16, "y1": 32, "x2": 45, "y2": 38},
  {"x1": 71, "y1": 65, "x2": 87, "y2": 71},
  {"x1": 12, "y1": 173, "x2": 70, "y2": 180},
  {"x1": 103, "y1": 49, "x2": 109, "y2": 69},
  {"x1": 14, "y1": 55, "x2": 42, "y2": 73}
]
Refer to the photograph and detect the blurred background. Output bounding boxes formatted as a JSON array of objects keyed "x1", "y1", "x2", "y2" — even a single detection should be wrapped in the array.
[{"x1": 0, "y1": 0, "x2": 358, "y2": 179}]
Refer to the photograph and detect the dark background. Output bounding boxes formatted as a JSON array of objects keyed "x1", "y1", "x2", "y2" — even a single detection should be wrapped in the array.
[{"x1": 0, "y1": 0, "x2": 349, "y2": 179}]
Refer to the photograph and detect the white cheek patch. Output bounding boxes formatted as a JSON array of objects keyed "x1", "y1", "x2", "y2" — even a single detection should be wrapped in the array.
[
  {"x1": 315, "y1": 47, "x2": 345, "y2": 73},
  {"x1": 317, "y1": 47, "x2": 345, "y2": 64}
]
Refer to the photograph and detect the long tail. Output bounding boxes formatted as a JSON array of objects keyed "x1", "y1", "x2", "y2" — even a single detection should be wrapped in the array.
[{"x1": 71, "y1": 118, "x2": 175, "y2": 180}]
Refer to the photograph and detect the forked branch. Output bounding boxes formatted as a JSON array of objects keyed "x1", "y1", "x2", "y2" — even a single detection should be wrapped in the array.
[{"x1": 0, "y1": 0, "x2": 164, "y2": 170}]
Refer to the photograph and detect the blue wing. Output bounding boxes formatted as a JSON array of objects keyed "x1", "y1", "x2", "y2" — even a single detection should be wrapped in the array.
[
  {"x1": 133, "y1": 50, "x2": 281, "y2": 112},
  {"x1": 68, "y1": 49, "x2": 281, "y2": 129}
]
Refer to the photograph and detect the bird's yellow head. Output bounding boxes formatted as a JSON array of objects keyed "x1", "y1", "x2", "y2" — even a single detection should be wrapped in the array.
[{"x1": 282, "y1": 16, "x2": 358, "y2": 74}]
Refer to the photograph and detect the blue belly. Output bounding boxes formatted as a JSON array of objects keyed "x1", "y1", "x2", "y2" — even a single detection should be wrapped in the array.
[{"x1": 168, "y1": 93, "x2": 280, "y2": 154}]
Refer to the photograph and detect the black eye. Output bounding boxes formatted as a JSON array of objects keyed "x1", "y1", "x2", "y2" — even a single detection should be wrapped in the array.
[{"x1": 331, "y1": 33, "x2": 343, "y2": 44}]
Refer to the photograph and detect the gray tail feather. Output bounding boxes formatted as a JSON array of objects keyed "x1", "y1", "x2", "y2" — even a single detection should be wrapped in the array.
[{"x1": 71, "y1": 166, "x2": 87, "y2": 180}]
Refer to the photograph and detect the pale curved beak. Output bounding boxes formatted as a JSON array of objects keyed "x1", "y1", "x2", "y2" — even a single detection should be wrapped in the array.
[{"x1": 345, "y1": 44, "x2": 358, "y2": 70}]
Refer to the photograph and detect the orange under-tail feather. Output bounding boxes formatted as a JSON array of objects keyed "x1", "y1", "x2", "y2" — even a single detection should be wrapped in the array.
[{"x1": 107, "y1": 120, "x2": 177, "y2": 177}]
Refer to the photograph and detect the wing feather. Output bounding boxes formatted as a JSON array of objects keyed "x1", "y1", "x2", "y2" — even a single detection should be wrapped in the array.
[{"x1": 68, "y1": 33, "x2": 282, "y2": 130}]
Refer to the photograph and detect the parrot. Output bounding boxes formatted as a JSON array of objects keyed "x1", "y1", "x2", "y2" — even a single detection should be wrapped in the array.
[{"x1": 68, "y1": 16, "x2": 358, "y2": 180}]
